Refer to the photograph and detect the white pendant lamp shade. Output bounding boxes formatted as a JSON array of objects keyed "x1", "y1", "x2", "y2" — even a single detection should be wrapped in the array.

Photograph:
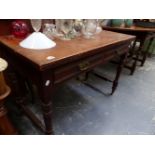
[{"x1": 19, "y1": 32, "x2": 56, "y2": 50}]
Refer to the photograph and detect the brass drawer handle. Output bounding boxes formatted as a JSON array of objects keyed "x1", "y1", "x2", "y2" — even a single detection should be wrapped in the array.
[{"x1": 78, "y1": 61, "x2": 90, "y2": 71}]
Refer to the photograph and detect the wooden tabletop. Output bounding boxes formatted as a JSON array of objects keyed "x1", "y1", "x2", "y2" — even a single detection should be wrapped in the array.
[
  {"x1": 0, "y1": 30, "x2": 135, "y2": 70},
  {"x1": 102, "y1": 25, "x2": 155, "y2": 32}
]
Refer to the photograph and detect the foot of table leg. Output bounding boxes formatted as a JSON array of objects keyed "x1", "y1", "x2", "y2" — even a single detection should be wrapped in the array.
[
  {"x1": 111, "y1": 81, "x2": 118, "y2": 95},
  {"x1": 41, "y1": 101, "x2": 53, "y2": 134}
]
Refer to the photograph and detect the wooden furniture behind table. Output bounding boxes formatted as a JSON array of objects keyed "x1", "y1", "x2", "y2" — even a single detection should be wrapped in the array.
[
  {"x1": 102, "y1": 25, "x2": 155, "y2": 75},
  {"x1": 0, "y1": 58, "x2": 17, "y2": 135},
  {"x1": 0, "y1": 30, "x2": 135, "y2": 134}
]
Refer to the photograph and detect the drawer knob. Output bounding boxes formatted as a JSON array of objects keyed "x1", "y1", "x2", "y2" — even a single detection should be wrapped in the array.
[{"x1": 78, "y1": 61, "x2": 90, "y2": 71}]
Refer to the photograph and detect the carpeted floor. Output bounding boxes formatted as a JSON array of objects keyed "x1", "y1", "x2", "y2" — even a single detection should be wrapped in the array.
[{"x1": 6, "y1": 57, "x2": 155, "y2": 135}]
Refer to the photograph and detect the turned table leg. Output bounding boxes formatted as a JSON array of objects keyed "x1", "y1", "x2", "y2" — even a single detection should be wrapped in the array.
[
  {"x1": 36, "y1": 71, "x2": 54, "y2": 134},
  {"x1": 41, "y1": 99, "x2": 53, "y2": 135},
  {"x1": 130, "y1": 38, "x2": 145, "y2": 75},
  {"x1": 111, "y1": 52, "x2": 128, "y2": 95}
]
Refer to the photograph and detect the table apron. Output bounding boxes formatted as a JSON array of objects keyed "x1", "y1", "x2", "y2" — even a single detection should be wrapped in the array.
[{"x1": 54, "y1": 43, "x2": 129, "y2": 84}]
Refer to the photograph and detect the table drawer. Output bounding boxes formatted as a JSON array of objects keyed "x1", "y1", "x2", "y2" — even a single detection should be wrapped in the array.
[
  {"x1": 54, "y1": 43, "x2": 129, "y2": 84},
  {"x1": 54, "y1": 52, "x2": 105, "y2": 84},
  {"x1": 102, "y1": 43, "x2": 129, "y2": 62}
]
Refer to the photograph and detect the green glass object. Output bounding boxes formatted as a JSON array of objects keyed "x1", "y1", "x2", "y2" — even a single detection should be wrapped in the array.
[
  {"x1": 124, "y1": 19, "x2": 133, "y2": 27},
  {"x1": 111, "y1": 19, "x2": 124, "y2": 27}
]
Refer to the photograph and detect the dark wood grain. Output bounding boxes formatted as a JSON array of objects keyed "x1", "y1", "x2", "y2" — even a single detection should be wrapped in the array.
[
  {"x1": 0, "y1": 30, "x2": 135, "y2": 134},
  {"x1": 0, "y1": 31, "x2": 135, "y2": 70}
]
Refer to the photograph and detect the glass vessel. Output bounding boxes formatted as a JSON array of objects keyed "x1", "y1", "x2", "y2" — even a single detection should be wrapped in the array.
[
  {"x1": 124, "y1": 19, "x2": 133, "y2": 27},
  {"x1": 95, "y1": 19, "x2": 102, "y2": 34},
  {"x1": 111, "y1": 19, "x2": 124, "y2": 27},
  {"x1": 55, "y1": 19, "x2": 63, "y2": 36},
  {"x1": 73, "y1": 19, "x2": 84, "y2": 36},
  {"x1": 60, "y1": 19, "x2": 73, "y2": 40},
  {"x1": 11, "y1": 20, "x2": 29, "y2": 38},
  {"x1": 30, "y1": 19, "x2": 42, "y2": 32},
  {"x1": 43, "y1": 23, "x2": 56, "y2": 39},
  {"x1": 82, "y1": 19, "x2": 97, "y2": 38}
]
